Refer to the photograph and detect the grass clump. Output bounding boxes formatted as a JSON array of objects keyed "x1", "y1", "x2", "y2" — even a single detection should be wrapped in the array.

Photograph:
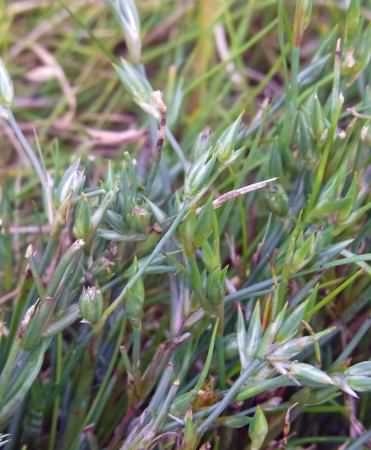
[{"x1": 0, "y1": 0, "x2": 371, "y2": 449}]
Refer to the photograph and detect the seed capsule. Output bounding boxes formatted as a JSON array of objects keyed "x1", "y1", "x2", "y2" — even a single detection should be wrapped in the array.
[
  {"x1": 73, "y1": 197, "x2": 91, "y2": 240},
  {"x1": 79, "y1": 287, "x2": 103, "y2": 324},
  {"x1": 264, "y1": 184, "x2": 289, "y2": 217}
]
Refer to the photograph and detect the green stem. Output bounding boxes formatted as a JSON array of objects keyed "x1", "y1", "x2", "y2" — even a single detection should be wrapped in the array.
[
  {"x1": 216, "y1": 335, "x2": 226, "y2": 389},
  {"x1": 290, "y1": 47, "x2": 301, "y2": 106},
  {"x1": 48, "y1": 334, "x2": 63, "y2": 450},
  {"x1": 84, "y1": 319, "x2": 126, "y2": 426},
  {"x1": 7, "y1": 111, "x2": 53, "y2": 224},
  {"x1": 132, "y1": 326, "x2": 141, "y2": 375}
]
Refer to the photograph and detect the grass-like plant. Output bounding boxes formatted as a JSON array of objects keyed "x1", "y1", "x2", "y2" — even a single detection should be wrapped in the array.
[{"x1": 0, "y1": 0, "x2": 371, "y2": 449}]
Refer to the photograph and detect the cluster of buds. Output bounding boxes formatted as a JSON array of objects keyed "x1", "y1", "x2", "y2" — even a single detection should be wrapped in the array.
[{"x1": 184, "y1": 115, "x2": 243, "y2": 198}]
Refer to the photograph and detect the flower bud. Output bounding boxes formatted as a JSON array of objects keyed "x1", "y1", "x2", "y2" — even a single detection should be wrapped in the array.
[
  {"x1": 0, "y1": 58, "x2": 14, "y2": 107},
  {"x1": 128, "y1": 205, "x2": 151, "y2": 233},
  {"x1": 79, "y1": 287, "x2": 103, "y2": 324},
  {"x1": 58, "y1": 160, "x2": 85, "y2": 204},
  {"x1": 264, "y1": 184, "x2": 289, "y2": 217},
  {"x1": 111, "y1": 0, "x2": 141, "y2": 63},
  {"x1": 73, "y1": 196, "x2": 91, "y2": 240}
]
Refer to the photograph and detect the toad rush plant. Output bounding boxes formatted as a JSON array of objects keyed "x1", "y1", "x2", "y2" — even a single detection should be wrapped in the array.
[{"x1": 0, "y1": 0, "x2": 371, "y2": 449}]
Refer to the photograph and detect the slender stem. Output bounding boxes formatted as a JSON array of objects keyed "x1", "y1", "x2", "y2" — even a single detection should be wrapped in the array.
[
  {"x1": 169, "y1": 274, "x2": 183, "y2": 337},
  {"x1": 48, "y1": 334, "x2": 63, "y2": 450},
  {"x1": 152, "y1": 379, "x2": 180, "y2": 430},
  {"x1": 132, "y1": 326, "x2": 141, "y2": 374},
  {"x1": 0, "y1": 339, "x2": 21, "y2": 404},
  {"x1": 290, "y1": 47, "x2": 300, "y2": 106},
  {"x1": 216, "y1": 335, "x2": 226, "y2": 390},
  {"x1": 84, "y1": 318, "x2": 126, "y2": 426},
  {"x1": 7, "y1": 111, "x2": 53, "y2": 224}
]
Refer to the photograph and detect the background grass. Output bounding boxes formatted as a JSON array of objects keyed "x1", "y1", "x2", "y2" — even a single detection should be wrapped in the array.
[{"x1": 0, "y1": 0, "x2": 371, "y2": 449}]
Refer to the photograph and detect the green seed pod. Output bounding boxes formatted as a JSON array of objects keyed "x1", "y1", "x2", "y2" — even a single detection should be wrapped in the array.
[
  {"x1": 79, "y1": 287, "x2": 103, "y2": 324},
  {"x1": 264, "y1": 184, "x2": 289, "y2": 217},
  {"x1": 128, "y1": 205, "x2": 151, "y2": 233},
  {"x1": 73, "y1": 196, "x2": 91, "y2": 240},
  {"x1": 0, "y1": 58, "x2": 14, "y2": 107}
]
